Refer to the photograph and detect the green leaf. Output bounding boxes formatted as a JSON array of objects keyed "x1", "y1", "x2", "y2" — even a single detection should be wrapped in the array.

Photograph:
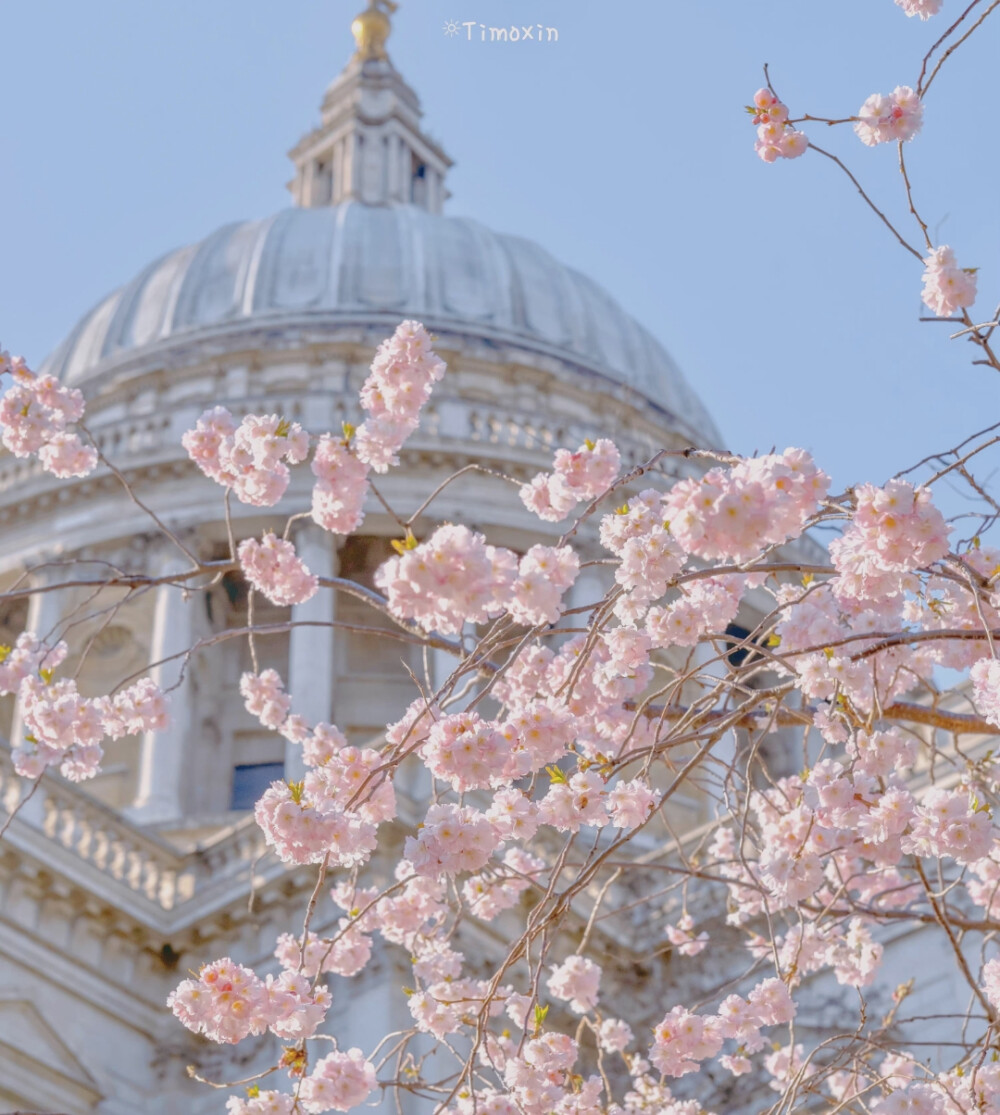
[{"x1": 391, "y1": 529, "x2": 419, "y2": 555}]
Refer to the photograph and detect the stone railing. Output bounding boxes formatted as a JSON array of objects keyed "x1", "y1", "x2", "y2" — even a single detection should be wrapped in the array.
[
  {"x1": 0, "y1": 374, "x2": 690, "y2": 505},
  {"x1": 0, "y1": 749, "x2": 192, "y2": 911},
  {"x1": 0, "y1": 749, "x2": 269, "y2": 923}
]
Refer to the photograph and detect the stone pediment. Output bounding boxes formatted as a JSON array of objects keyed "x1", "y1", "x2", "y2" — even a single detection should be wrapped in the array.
[{"x1": 0, "y1": 997, "x2": 102, "y2": 1114}]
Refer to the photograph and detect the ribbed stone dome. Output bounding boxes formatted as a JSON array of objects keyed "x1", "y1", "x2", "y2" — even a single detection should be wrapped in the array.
[{"x1": 41, "y1": 203, "x2": 720, "y2": 445}]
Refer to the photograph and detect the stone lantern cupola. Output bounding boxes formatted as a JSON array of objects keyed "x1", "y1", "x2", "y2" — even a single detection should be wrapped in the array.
[{"x1": 287, "y1": 0, "x2": 452, "y2": 212}]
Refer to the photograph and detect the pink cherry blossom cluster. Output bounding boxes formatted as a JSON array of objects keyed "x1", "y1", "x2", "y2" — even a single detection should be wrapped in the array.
[
  {"x1": 854, "y1": 86, "x2": 923, "y2": 146},
  {"x1": 375, "y1": 528, "x2": 579, "y2": 636},
  {"x1": 832, "y1": 479, "x2": 949, "y2": 586},
  {"x1": 13, "y1": 673, "x2": 168, "y2": 782},
  {"x1": 520, "y1": 438, "x2": 621, "y2": 522},
  {"x1": 665, "y1": 914, "x2": 710, "y2": 957},
  {"x1": 305, "y1": 743, "x2": 396, "y2": 825},
  {"x1": 225, "y1": 1090, "x2": 295, "y2": 1115},
  {"x1": 182, "y1": 408, "x2": 310, "y2": 506},
  {"x1": 375, "y1": 523, "x2": 514, "y2": 634},
  {"x1": 404, "y1": 802, "x2": 499, "y2": 876},
  {"x1": 254, "y1": 779, "x2": 378, "y2": 867},
  {"x1": 310, "y1": 433, "x2": 370, "y2": 534},
  {"x1": 607, "y1": 777, "x2": 658, "y2": 829},
  {"x1": 508, "y1": 545, "x2": 580, "y2": 626},
  {"x1": 645, "y1": 575, "x2": 744, "y2": 649},
  {"x1": 240, "y1": 669, "x2": 293, "y2": 731},
  {"x1": 168, "y1": 957, "x2": 330, "y2": 1047},
  {"x1": 663, "y1": 449, "x2": 829, "y2": 563},
  {"x1": 750, "y1": 89, "x2": 808, "y2": 162},
  {"x1": 971, "y1": 657, "x2": 1000, "y2": 728},
  {"x1": 903, "y1": 787, "x2": 993, "y2": 864},
  {"x1": 920, "y1": 245, "x2": 977, "y2": 317},
  {"x1": 0, "y1": 632, "x2": 66, "y2": 696},
  {"x1": 275, "y1": 923, "x2": 372, "y2": 980},
  {"x1": 895, "y1": 0, "x2": 942, "y2": 17},
  {"x1": 983, "y1": 957, "x2": 1000, "y2": 1012},
  {"x1": 0, "y1": 353, "x2": 97, "y2": 478},
  {"x1": 538, "y1": 769, "x2": 610, "y2": 832},
  {"x1": 96, "y1": 677, "x2": 171, "y2": 739},
  {"x1": 237, "y1": 533, "x2": 318, "y2": 607},
  {"x1": 651, "y1": 977, "x2": 794, "y2": 1078},
  {"x1": 420, "y1": 711, "x2": 509, "y2": 791},
  {"x1": 310, "y1": 322, "x2": 446, "y2": 534},
  {"x1": 547, "y1": 955, "x2": 601, "y2": 1014},
  {"x1": 354, "y1": 319, "x2": 446, "y2": 472},
  {"x1": 298, "y1": 1048, "x2": 377, "y2": 1113},
  {"x1": 14, "y1": 676, "x2": 105, "y2": 781}
]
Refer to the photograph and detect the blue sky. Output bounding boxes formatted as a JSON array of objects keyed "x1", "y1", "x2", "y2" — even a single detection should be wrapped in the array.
[{"x1": 2, "y1": 0, "x2": 997, "y2": 508}]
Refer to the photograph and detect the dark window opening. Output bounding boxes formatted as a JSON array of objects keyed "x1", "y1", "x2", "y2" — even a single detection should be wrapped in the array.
[
  {"x1": 723, "y1": 623, "x2": 754, "y2": 668},
  {"x1": 231, "y1": 761, "x2": 285, "y2": 811},
  {"x1": 410, "y1": 156, "x2": 428, "y2": 205}
]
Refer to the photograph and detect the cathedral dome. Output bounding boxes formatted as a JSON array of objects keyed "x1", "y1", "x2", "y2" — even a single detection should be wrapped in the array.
[{"x1": 40, "y1": 202, "x2": 720, "y2": 446}]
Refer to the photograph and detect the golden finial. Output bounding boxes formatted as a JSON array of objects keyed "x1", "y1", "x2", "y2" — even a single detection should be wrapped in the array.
[{"x1": 351, "y1": 0, "x2": 398, "y2": 61}]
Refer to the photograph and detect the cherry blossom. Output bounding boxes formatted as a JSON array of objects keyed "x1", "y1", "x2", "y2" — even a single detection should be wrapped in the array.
[
  {"x1": 663, "y1": 449, "x2": 828, "y2": 563},
  {"x1": 354, "y1": 319, "x2": 445, "y2": 472},
  {"x1": 375, "y1": 523, "x2": 517, "y2": 634},
  {"x1": 254, "y1": 779, "x2": 378, "y2": 867},
  {"x1": 168, "y1": 959, "x2": 270, "y2": 1044},
  {"x1": 749, "y1": 89, "x2": 807, "y2": 162},
  {"x1": 895, "y1": 0, "x2": 942, "y2": 17},
  {"x1": 238, "y1": 534, "x2": 318, "y2": 606},
  {"x1": 183, "y1": 409, "x2": 309, "y2": 507},
  {"x1": 225, "y1": 1091, "x2": 295, "y2": 1115},
  {"x1": 240, "y1": 669, "x2": 292, "y2": 730},
  {"x1": 548, "y1": 956, "x2": 602, "y2": 1014},
  {"x1": 520, "y1": 438, "x2": 621, "y2": 522},
  {"x1": 298, "y1": 1048, "x2": 377, "y2": 1113},
  {"x1": 854, "y1": 86, "x2": 923, "y2": 146},
  {"x1": 310, "y1": 433, "x2": 371, "y2": 535},
  {"x1": 404, "y1": 803, "x2": 499, "y2": 876},
  {"x1": 0, "y1": 358, "x2": 97, "y2": 477},
  {"x1": 971, "y1": 657, "x2": 1000, "y2": 728},
  {"x1": 921, "y1": 245, "x2": 978, "y2": 317}
]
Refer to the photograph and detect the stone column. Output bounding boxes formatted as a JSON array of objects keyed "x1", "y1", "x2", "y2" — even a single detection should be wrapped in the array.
[
  {"x1": 399, "y1": 140, "x2": 411, "y2": 202},
  {"x1": 332, "y1": 139, "x2": 344, "y2": 205},
  {"x1": 130, "y1": 549, "x2": 195, "y2": 824},
  {"x1": 286, "y1": 525, "x2": 336, "y2": 781},
  {"x1": 347, "y1": 133, "x2": 361, "y2": 199},
  {"x1": 303, "y1": 158, "x2": 317, "y2": 207},
  {"x1": 386, "y1": 133, "x2": 400, "y2": 201}
]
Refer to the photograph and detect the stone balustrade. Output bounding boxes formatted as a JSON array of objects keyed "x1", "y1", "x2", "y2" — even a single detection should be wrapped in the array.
[
  {"x1": 0, "y1": 748, "x2": 269, "y2": 922},
  {"x1": 0, "y1": 372, "x2": 690, "y2": 505}
]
